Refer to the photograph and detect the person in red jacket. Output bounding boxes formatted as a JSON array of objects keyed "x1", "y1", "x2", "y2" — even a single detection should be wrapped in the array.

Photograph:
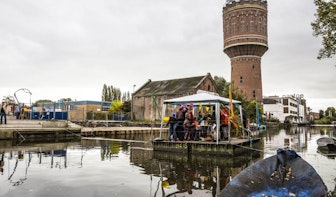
[{"x1": 220, "y1": 105, "x2": 230, "y2": 140}]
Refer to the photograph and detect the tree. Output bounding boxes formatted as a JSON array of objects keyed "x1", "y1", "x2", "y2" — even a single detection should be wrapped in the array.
[
  {"x1": 101, "y1": 84, "x2": 123, "y2": 102},
  {"x1": 213, "y1": 76, "x2": 261, "y2": 124},
  {"x1": 325, "y1": 106, "x2": 336, "y2": 117},
  {"x1": 214, "y1": 76, "x2": 230, "y2": 97},
  {"x1": 311, "y1": 0, "x2": 336, "y2": 59},
  {"x1": 121, "y1": 100, "x2": 131, "y2": 112},
  {"x1": 109, "y1": 100, "x2": 123, "y2": 113},
  {"x1": 33, "y1": 99, "x2": 53, "y2": 107},
  {"x1": 111, "y1": 86, "x2": 121, "y2": 101},
  {"x1": 122, "y1": 92, "x2": 131, "y2": 101},
  {"x1": 102, "y1": 84, "x2": 110, "y2": 101},
  {"x1": 102, "y1": 84, "x2": 131, "y2": 102},
  {"x1": 319, "y1": 109, "x2": 325, "y2": 119},
  {"x1": 59, "y1": 98, "x2": 72, "y2": 102},
  {"x1": 2, "y1": 96, "x2": 15, "y2": 105}
]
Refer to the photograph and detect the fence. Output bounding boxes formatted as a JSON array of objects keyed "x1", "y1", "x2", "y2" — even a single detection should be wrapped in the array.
[
  {"x1": 32, "y1": 111, "x2": 68, "y2": 120},
  {"x1": 86, "y1": 112, "x2": 130, "y2": 121}
]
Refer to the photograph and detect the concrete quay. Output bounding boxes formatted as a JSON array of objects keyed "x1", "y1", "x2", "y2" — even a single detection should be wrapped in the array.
[
  {"x1": 0, "y1": 119, "x2": 82, "y2": 140},
  {"x1": 0, "y1": 118, "x2": 167, "y2": 140}
]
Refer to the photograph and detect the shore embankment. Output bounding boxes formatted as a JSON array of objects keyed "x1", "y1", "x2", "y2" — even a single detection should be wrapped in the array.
[{"x1": 0, "y1": 118, "x2": 166, "y2": 140}]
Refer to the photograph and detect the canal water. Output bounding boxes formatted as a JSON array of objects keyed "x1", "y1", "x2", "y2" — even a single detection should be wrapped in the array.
[{"x1": 0, "y1": 126, "x2": 335, "y2": 197}]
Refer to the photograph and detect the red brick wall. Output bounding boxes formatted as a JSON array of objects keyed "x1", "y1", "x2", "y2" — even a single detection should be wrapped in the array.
[{"x1": 223, "y1": 0, "x2": 268, "y2": 101}]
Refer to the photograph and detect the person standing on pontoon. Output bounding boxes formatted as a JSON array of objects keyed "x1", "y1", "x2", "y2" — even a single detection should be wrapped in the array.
[
  {"x1": 173, "y1": 107, "x2": 187, "y2": 141},
  {"x1": 220, "y1": 105, "x2": 230, "y2": 141},
  {"x1": 166, "y1": 113, "x2": 176, "y2": 141}
]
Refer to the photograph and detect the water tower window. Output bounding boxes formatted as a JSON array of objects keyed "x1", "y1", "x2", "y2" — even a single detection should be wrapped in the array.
[
  {"x1": 232, "y1": 18, "x2": 236, "y2": 34},
  {"x1": 226, "y1": 22, "x2": 230, "y2": 36},
  {"x1": 241, "y1": 17, "x2": 245, "y2": 32},
  {"x1": 261, "y1": 17, "x2": 266, "y2": 34},
  {"x1": 258, "y1": 17, "x2": 262, "y2": 33},
  {"x1": 252, "y1": 64, "x2": 255, "y2": 69},
  {"x1": 250, "y1": 16, "x2": 254, "y2": 32},
  {"x1": 253, "y1": 90, "x2": 256, "y2": 98},
  {"x1": 240, "y1": 76, "x2": 243, "y2": 83},
  {"x1": 208, "y1": 85, "x2": 211, "y2": 91}
]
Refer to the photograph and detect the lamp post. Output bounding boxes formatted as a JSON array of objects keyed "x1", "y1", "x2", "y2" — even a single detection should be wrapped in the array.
[
  {"x1": 132, "y1": 84, "x2": 136, "y2": 120},
  {"x1": 14, "y1": 88, "x2": 32, "y2": 119}
]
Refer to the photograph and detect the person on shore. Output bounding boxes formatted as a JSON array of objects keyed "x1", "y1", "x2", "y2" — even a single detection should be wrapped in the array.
[{"x1": 0, "y1": 104, "x2": 7, "y2": 125}]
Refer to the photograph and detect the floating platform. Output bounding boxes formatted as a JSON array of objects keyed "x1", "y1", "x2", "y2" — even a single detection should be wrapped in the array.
[
  {"x1": 153, "y1": 138, "x2": 262, "y2": 156},
  {"x1": 81, "y1": 127, "x2": 165, "y2": 137}
]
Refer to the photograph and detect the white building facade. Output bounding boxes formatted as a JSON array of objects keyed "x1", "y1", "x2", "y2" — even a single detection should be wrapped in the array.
[{"x1": 263, "y1": 95, "x2": 306, "y2": 123}]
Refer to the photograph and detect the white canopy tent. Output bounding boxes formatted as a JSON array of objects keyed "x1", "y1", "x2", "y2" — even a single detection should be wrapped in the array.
[{"x1": 159, "y1": 91, "x2": 242, "y2": 144}]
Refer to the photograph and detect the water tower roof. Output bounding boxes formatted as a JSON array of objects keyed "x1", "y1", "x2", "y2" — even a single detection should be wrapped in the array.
[{"x1": 224, "y1": 0, "x2": 267, "y2": 6}]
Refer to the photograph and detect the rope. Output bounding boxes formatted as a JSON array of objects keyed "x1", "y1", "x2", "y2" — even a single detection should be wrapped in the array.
[
  {"x1": 66, "y1": 129, "x2": 82, "y2": 138},
  {"x1": 15, "y1": 129, "x2": 25, "y2": 141},
  {"x1": 232, "y1": 143, "x2": 265, "y2": 152}
]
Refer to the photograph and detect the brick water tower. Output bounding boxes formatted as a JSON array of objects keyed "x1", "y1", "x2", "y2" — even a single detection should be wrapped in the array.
[{"x1": 223, "y1": 0, "x2": 268, "y2": 101}]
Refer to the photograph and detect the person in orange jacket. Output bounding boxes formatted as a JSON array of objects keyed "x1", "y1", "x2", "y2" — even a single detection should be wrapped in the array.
[{"x1": 220, "y1": 105, "x2": 230, "y2": 140}]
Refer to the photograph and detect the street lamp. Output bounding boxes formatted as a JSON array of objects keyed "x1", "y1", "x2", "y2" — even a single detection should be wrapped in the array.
[{"x1": 14, "y1": 88, "x2": 32, "y2": 119}]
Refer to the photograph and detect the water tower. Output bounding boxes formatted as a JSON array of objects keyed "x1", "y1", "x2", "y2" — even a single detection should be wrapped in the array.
[{"x1": 223, "y1": 0, "x2": 268, "y2": 101}]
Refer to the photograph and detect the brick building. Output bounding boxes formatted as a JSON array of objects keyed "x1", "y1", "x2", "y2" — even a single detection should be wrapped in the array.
[
  {"x1": 223, "y1": 0, "x2": 268, "y2": 101},
  {"x1": 131, "y1": 73, "x2": 219, "y2": 121}
]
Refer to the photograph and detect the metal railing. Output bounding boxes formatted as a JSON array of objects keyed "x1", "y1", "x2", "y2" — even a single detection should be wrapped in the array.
[{"x1": 86, "y1": 112, "x2": 130, "y2": 122}]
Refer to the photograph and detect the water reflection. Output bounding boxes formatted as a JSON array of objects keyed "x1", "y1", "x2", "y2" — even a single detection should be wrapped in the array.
[
  {"x1": 149, "y1": 151, "x2": 261, "y2": 197},
  {"x1": 0, "y1": 126, "x2": 335, "y2": 196}
]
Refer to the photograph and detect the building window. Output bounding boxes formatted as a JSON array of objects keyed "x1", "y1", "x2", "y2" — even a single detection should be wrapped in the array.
[
  {"x1": 232, "y1": 18, "x2": 236, "y2": 34},
  {"x1": 241, "y1": 17, "x2": 245, "y2": 32},
  {"x1": 253, "y1": 90, "x2": 256, "y2": 98},
  {"x1": 284, "y1": 107, "x2": 288, "y2": 113},
  {"x1": 240, "y1": 76, "x2": 243, "y2": 83},
  {"x1": 250, "y1": 16, "x2": 254, "y2": 32},
  {"x1": 252, "y1": 64, "x2": 254, "y2": 69},
  {"x1": 258, "y1": 17, "x2": 262, "y2": 33},
  {"x1": 283, "y1": 99, "x2": 288, "y2": 105},
  {"x1": 226, "y1": 23, "x2": 230, "y2": 35},
  {"x1": 263, "y1": 17, "x2": 267, "y2": 34}
]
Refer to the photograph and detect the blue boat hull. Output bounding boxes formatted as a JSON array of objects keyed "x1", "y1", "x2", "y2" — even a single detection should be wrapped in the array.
[{"x1": 218, "y1": 149, "x2": 328, "y2": 197}]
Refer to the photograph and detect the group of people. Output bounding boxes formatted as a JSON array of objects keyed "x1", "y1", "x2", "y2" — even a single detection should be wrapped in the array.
[
  {"x1": 166, "y1": 104, "x2": 231, "y2": 141},
  {"x1": 166, "y1": 105, "x2": 194, "y2": 141}
]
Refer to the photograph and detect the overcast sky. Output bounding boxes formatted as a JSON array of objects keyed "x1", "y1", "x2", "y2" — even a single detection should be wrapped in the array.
[{"x1": 0, "y1": 0, "x2": 335, "y2": 112}]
